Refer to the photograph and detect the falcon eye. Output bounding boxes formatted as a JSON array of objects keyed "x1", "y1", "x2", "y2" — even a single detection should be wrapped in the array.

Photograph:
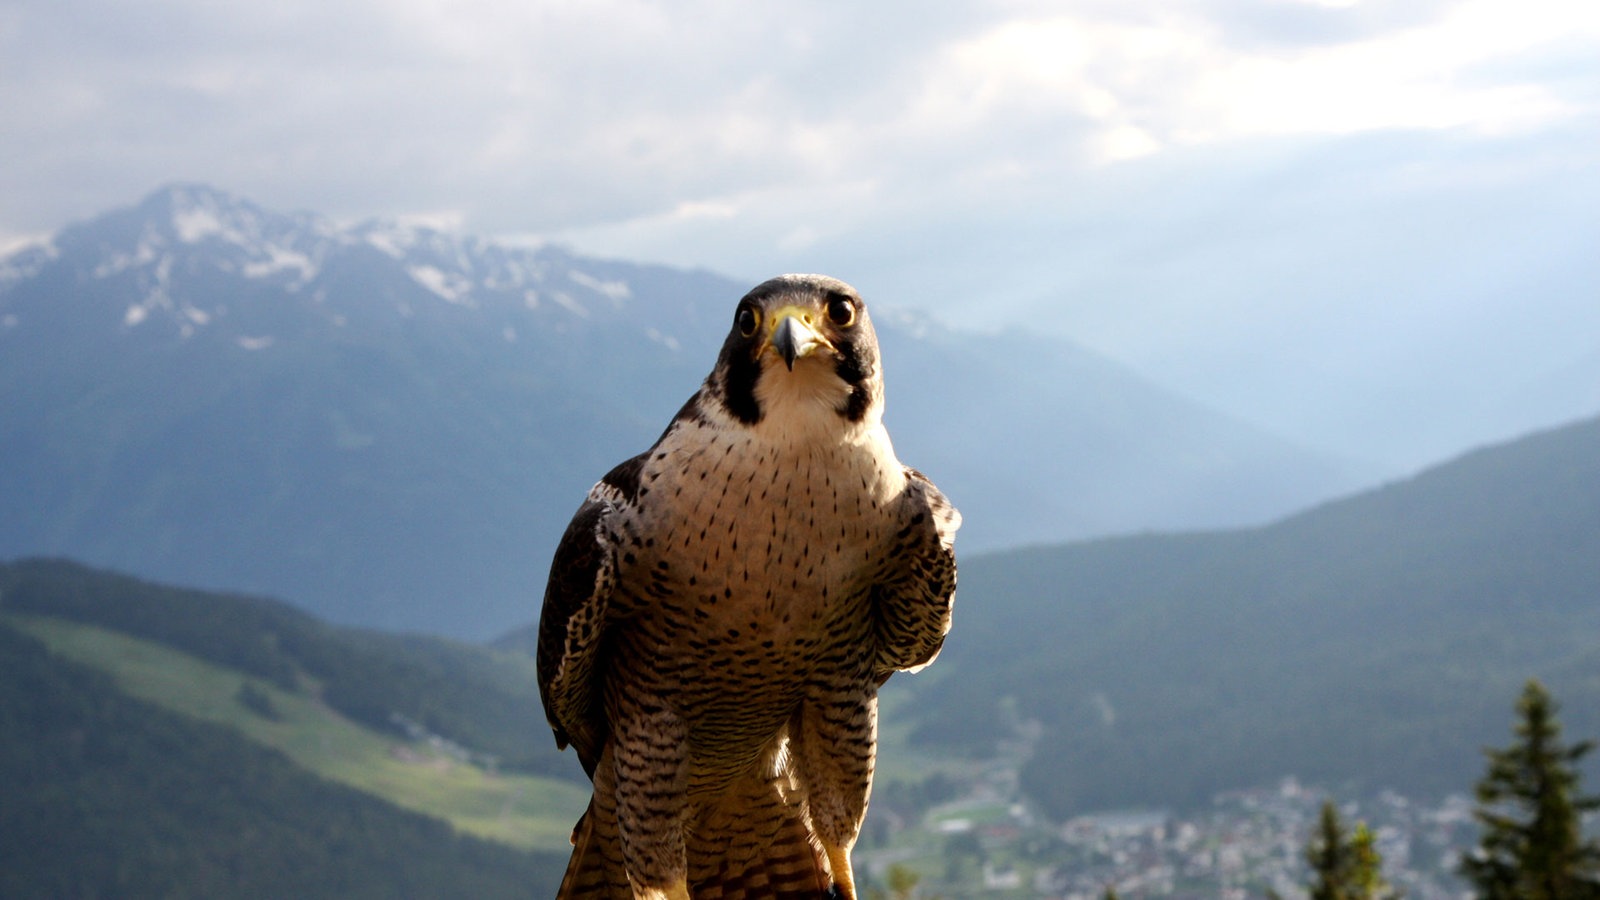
[
  {"x1": 736, "y1": 305, "x2": 760, "y2": 338},
  {"x1": 826, "y1": 296, "x2": 856, "y2": 328}
]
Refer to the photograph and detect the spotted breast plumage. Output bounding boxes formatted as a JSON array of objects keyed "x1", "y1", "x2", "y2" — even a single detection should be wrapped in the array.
[{"x1": 537, "y1": 274, "x2": 960, "y2": 900}]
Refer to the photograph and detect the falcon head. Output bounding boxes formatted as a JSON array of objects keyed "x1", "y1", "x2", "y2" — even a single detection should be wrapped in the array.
[{"x1": 707, "y1": 274, "x2": 884, "y2": 429}]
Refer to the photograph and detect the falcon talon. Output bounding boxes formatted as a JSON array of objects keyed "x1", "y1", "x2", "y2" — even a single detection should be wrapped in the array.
[{"x1": 538, "y1": 275, "x2": 960, "y2": 899}]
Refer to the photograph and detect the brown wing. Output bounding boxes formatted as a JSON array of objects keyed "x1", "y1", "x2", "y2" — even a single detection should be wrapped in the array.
[
  {"x1": 537, "y1": 454, "x2": 644, "y2": 777},
  {"x1": 871, "y1": 466, "x2": 960, "y2": 677}
]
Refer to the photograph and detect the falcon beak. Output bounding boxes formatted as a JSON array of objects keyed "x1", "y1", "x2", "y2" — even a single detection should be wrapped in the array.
[{"x1": 769, "y1": 309, "x2": 825, "y2": 371}]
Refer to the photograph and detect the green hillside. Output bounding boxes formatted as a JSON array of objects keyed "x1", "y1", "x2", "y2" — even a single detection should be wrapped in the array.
[
  {"x1": 0, "y1": 621, "x2": 569, "y2": 898},
  {"x1": 4, "y1": 613, "x2": 587, "y2": 850},
  {"x1": 0, "y1": 558, "x2": 576, "y2": 777},
  {"x1": 908, "y1": 415, "x2": 1600, "y2": 817},
  {"x1": 0, "y1": 559, "x2": 593, "y2": 897}
]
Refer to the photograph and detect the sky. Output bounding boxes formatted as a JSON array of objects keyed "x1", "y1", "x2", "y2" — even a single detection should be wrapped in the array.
[{"x1": 3, "y1": 0, "x2": 1598, "y2": 470}]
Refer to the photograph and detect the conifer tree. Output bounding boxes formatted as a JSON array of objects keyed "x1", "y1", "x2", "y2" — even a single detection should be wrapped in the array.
[
  {"x1": 1461, "y1": 679, "x2": 1600, "y2": 899},
  {"x1": 1347, "y1": 822, "x2": 1395, "y2": 899},
  {"x1": 1307, "y1": 799, "x2": 1399, "y2": 900},
  {"x1": 1309, "y1": 801, "x2": 1354, "y2": 900}
]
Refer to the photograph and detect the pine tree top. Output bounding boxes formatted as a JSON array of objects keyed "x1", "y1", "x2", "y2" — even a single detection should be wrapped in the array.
[{"x1": 1461, "y1": 679, "x2": 1600, "y2": 899}]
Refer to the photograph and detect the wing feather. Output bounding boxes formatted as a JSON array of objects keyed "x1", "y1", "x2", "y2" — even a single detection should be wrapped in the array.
[
  {"x1": 537, "y1": 455, "x2": 644, "y2": 776},
  {"x1": 871, "y1": 467, "x2": 960, "y2": 677}
]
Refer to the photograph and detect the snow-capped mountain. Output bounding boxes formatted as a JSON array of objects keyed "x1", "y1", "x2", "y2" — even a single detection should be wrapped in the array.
[
  {"x1": 0, "y1": 185, "x2": 1364, "y2": 637},
  {"x1": 6, "y1": 183, "x2": 725, "y2": 360}
]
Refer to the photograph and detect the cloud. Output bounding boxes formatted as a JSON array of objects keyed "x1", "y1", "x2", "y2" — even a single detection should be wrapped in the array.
[
  {"x1": 3, "y1": 0, "x2": 1593, "y2": 239},
  {"x1": 1193, "y1": 0, "x2": 1597, "y2": 137},
  {"x1": 2, "y1": 0, "x2": 1597, "y2": 466}
]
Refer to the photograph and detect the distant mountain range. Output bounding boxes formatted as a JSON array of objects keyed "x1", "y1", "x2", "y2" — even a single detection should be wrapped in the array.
[
  {"x1": 900, "y1": 413, "x2": 1600, "y2": 817},
  {"x1": 0, "y1": 184, "x2": 1365, "y2": 636}
]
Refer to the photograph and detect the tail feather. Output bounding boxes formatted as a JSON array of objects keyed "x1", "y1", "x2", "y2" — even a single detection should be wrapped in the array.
[
  {"x1": 556, "y1": 797, "x2": 632, "y2": 899},
  {"x1": 691, "y1": 802, "x2": 830, "y2": 900},
  {"x1": 558, "y1": 754, "x2": 833, "y2": 899}
]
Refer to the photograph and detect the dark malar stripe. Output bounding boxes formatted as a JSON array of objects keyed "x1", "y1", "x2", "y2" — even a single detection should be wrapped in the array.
[
  {"x1": 832, "y1": 338, "x2": 875, "y2": 423},
  {"x1": 718, "y1": 350, "x2": 762, "y2": 424}
]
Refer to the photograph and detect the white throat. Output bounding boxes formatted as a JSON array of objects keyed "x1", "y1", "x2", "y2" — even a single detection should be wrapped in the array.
[{"x1": 751, "y1": 357, "x2": 880, "y2": 446}]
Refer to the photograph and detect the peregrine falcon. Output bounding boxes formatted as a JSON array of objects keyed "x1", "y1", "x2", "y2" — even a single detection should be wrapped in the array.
[{"x1": 537, "y1": 274, "x2": 960, "y2": 900}]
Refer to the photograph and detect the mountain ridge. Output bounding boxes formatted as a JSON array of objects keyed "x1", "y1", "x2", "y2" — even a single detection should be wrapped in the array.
[
  {"x1": 903, "y1": 412, "x2": 1600, "y2": 816},
  {"x1": 0, "y1": 183, "x2": 1367, "y2": 635}
]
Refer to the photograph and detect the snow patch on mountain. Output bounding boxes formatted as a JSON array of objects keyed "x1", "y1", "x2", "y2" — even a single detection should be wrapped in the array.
[
  {"x1": 94, "y1": 228, "x2": 163, "y2": 278},
  {"x1": 355, "y1": 219, "x2": 449, "y2": 262},
  {"x1": 483, "y1": 257, "x2": 551, "y2": 291},
  {"x1": 364, "y1": 229, "x2": 409, "y2": 260},
  {"x1": 407, "y1": 264, "x2": 474, "y2": 305},
  {"x1": 569, "y1": 270, "x2": 630, "y2": 304},
  {"x1": 121, "y1": 254, "x2": 177, "y2": 327},
  {"x1": 0, "y1": 239, "x2": 57, "y2": 291},
  {"x1": 241, "y1": 245, "x2": 318, "y2": 283},
  {"x1": 172, "y1": 206, "x2": 228, "y2": 244},
  {"x1": 550, "y1": 291, "x2": 587, "y2": 318}
]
